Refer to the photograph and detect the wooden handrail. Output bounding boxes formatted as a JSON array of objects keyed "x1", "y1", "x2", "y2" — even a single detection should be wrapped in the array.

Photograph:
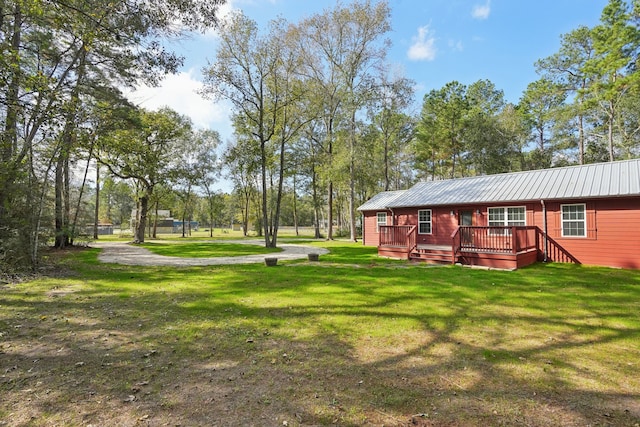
[
  {"x1": 451, "y1": 226, "x2": 461, "y2": 264},
  {"x1": 536, "y1": 228, "x2": 581, "y2": 264},
  {"x1": 407, "y1": 225, "x2": 417, "y2": 253}
]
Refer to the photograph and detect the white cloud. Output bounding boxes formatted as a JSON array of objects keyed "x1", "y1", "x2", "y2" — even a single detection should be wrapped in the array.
[
  {"x1": 123, "y1": 70, "x2": 232, "y2": 134},
  {"x1": 407, "y1": 25, "x2": 437, "y2": 61},
  {"x1": 472, "y1": 1, "x2": 491, "y2": 20}
]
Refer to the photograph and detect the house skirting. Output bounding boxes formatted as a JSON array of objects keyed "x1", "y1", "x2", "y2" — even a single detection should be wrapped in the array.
[{"x1": 457, "y1": 248, "x2": 539, "y2": 270}]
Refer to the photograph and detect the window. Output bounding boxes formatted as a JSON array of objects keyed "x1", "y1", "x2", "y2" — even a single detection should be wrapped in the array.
[
  {"x1": 488, "y1": 206, "x2": 526, "y2": 234},
  {"x1": 488, "y1": 207, "x2": 505, "y2": 228},
  {"x1": 376, "y1": 212, "x2": 387, "y2": 232},
  {"x1": 561, "y1": 204, "x2": 586, "y2": 237},
  {"x1": 418, "y1": 209, "x2": 432, "y2": 234},
  {"x1": 507, "y1": 207, "x2": 526, "y2": 226}
]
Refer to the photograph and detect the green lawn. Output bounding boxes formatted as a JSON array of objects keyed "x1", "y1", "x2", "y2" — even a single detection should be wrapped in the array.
[{"x1": 1, "y1": 241, "x2": 639, "y2": 426}]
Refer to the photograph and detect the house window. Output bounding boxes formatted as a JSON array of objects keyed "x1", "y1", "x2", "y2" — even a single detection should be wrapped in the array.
[
  {"x1": 561, "y1": 204, "x2": 586, "y2": 237},
  {"x1": 376, "y1": 212, "x2": 387, "y2": 232},
  {"x1": 488, "y1": 206, "x2": 526, "y2": 234},
  {"x1": 507, "y1": 207, "x2": 526, "y2": 226},
  {"x1": 488, "y1": 207, "x2": 505, "y2": 228},
  {"x1": 418, "y1": 209, "x2": 432, "y2": 234}
]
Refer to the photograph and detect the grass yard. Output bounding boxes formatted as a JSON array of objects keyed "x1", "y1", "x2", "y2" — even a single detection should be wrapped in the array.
[{"x1": 0, "y1": 241, "x2": 639, "y2": 426}]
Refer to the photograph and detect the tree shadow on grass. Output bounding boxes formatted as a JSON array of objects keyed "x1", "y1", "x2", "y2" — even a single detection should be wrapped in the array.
[{"x1": 0, "y1": 261, "x2": 639, "y2": 426}]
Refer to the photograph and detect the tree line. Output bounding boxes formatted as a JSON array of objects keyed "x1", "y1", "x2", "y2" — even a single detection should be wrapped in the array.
[
  {"x1": 0, "y1": 0, "x2": 225, "y2": 274},
  {"x1": 2, "y1": 0, "x2": 639, "y2": 274}
]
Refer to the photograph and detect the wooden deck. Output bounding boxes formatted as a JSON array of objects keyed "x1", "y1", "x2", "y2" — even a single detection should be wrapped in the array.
[
  {"x1": 378, "y1": 225, "x2": 545, "y2": 269},
  {"x1": 410, "y1": 244, "x2": 539, "y2": 269}
]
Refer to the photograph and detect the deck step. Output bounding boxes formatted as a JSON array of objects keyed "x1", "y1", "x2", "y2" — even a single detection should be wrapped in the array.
[{"x1": 410, "y1": 250, "x2": 454, "y2": 264}]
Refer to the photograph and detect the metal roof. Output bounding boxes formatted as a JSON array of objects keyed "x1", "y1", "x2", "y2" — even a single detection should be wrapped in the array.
[
  {"x1": 358, "y1": 159, "x2": 640, "y2": 210},
  {"x1": 356, "y1": 190, "x2": 405, "y2": 211}
]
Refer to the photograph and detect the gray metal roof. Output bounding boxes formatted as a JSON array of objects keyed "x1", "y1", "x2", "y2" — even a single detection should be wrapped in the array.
[
  {"x1": 359, "y1": 159, "x2": 640, "y2": 210},
  {"x1": 357, "y1": 190, "x2": 405, "y2": 211}
]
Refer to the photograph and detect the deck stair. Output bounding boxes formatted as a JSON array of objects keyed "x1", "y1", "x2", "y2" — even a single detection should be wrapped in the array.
[{"x1": 409, "y1": 244, "x2": 454, "y2": 264}]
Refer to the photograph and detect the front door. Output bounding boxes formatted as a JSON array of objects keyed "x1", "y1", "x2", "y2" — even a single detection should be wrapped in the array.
[{"x1": 459, "y1": 210, "x2": 473, "y2": 246}]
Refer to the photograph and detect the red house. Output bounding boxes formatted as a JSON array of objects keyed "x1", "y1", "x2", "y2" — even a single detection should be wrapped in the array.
[{"x1": 358, "y1": 159, "x2": 640, "y2": 269}]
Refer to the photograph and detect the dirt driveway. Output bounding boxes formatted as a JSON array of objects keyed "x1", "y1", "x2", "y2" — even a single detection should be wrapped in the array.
[{"x1": 90, "y1": 240, "x2": 329, "y2": 266}]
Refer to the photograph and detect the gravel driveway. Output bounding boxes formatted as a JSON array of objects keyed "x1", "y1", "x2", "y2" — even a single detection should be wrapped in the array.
[{"x1": 90, "y1": 240, "x2": 329, "y2": 266}]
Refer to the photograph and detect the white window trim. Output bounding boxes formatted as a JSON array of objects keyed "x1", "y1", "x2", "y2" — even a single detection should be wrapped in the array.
[
  {"x1": 376, "y1": 212, "x2": 387, "y2": 233},
  {"x1": 487, "y1": 206, "x2": 526, "y2": 235},
  {"x1": 418, "y1": 209, "x2": 432, "y2": 235},
  {"x1": 561, "y1": 203, "x2": 587, "y2": 238}
]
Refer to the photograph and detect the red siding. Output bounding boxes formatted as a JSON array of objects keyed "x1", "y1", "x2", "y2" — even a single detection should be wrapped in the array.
[
  {"x1": 362, "y1": 197, "x2": 640, "y2": 269},
  {"x1": 540, "y1": 198, "x2": 640, "y2": 269},
  {"x1": 362, "y1": 210, "x2": 391, "y2": 247}
]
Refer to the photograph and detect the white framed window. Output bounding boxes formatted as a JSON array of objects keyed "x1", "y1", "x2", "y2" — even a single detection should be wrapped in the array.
[
  {"x1": 488, "y1": 206, "x2": 526, "y2": 234},
  {"x1": 507, "y1": 207, "x2": 526, "y2": 226},
  {"x1": 488, "y1": 207, "x2": 505, "y2": 228},
  {"x1": 376, "y1": 212, "x2": 387, "y2": 232},
  {"x1": 418, "y1": 209, "x2": 432, "y2": 234},
  {"x1": 561, "y1": 204, "x2": 586, "y2": 237}
]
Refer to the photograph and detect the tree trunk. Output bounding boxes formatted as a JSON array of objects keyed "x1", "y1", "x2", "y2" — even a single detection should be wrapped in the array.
[
  {"x1": 151, "y1": 201, "x2": 157, "y2": 238},
  {"x1": 260, "y1": 140, "x2": 271, "y2": 247},
  {"x1": 312, "y1": 168, "x2": 321, "y2": 239},
  {"x1": 54, "y1": 155, "x2": 67, "y2": 248},
  {"x1": 578, "y1": 85, "x2": 587, "y2": 165},
  {"x1": 0, "y1": 4, "x2": 22, "y2": 223},
  {"x1": 209, "y1": 201, "x2": 214, "y2": 237},
  {"x1": 292, "y1": 175, "x2": 299, "y2": 236},
  {"x1": 242, "y1": 195, "x2": 249, "y2": 236},
  {"x1": 607, "y1": 101, "x2": 615, "y2": 162},
  {"x1": 93, "y1": 162, "x2": 100, "y2": 239},
  {"x1": 384, "y1": 136, "x2": 390, "y2": 191},
  {"x1": 327, "y1": 181, "x2": 333, "y2": 240},
  {"x1": 134, "y1": 193, "x2": 149, "y2": 243},
  {"x1": 578, "y1": 114, "x2": 585, "y2": 165},
  {"x1": 348, "y1": 112, "x2": 357, "y2": 242},
  {"x1": 326, "y1": 119, "x2": 334, "y2": 240},
  {"x1": 269, "y1": 135, "x2": 287, "y2": 249}
]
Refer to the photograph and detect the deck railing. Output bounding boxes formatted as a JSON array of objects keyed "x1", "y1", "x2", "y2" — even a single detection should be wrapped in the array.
[
  {"x1": 379, "y1": 225, "x2": 417, "y2": 252},
  {"x1": 536, "y1": 230, "x2": 581, "y2": 264},
  {"x1": 451, "y1": 226, "x2": 539, "y2": 263},
  {"x1": 379, "y1": 225, "x2": 580, "y2": 266}
]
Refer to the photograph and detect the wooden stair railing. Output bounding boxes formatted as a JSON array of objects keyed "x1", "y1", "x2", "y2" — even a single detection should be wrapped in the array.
[
  {"x1": 407, "y1": 225, "x2": 417, "y2": 254},
  {"x1": 451, "y1": 226, "x2": 461, "y2": 264}
]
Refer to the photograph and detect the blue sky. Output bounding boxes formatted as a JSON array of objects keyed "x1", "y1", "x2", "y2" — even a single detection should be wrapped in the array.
[{"x1": 126, "y1": 0, "x2": 609, "y2": 139}]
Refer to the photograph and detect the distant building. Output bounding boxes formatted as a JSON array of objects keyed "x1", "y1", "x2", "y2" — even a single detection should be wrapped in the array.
[
  {"x1": 82, "y1": 223, "x2": 114, "y2": 236},
  {"x1": 130, "y1": 210, "x2": 198, "y2": 234}
]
